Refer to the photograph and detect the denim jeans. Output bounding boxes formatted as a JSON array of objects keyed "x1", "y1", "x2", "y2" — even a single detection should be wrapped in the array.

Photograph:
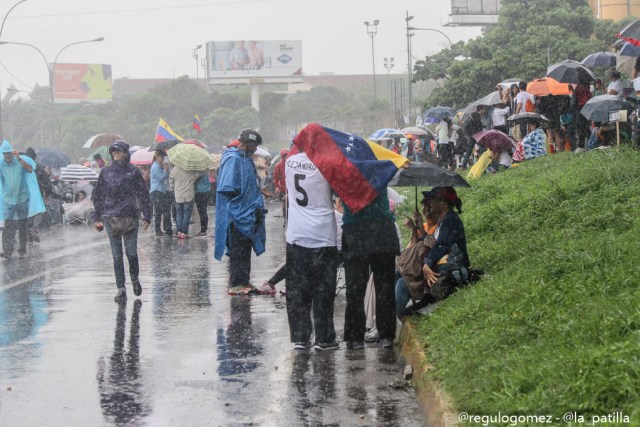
[
  {"x1": 151, "y1": 191, "x2": 173, "y2": 233},
  {"x1": 175, "y1": 201, "x2": 194, "y2": 234},
  {"x1": 395, "y1": 277, "x2": 412, "y2": 320},
  {"x1": 104, "y1": 219, "x2": 139, "y2": 289}
]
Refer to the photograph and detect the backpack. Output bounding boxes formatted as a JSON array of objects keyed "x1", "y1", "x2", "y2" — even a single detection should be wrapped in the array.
[{"x1": 524, "y1": 93, "x2": 536, "y2": 112}]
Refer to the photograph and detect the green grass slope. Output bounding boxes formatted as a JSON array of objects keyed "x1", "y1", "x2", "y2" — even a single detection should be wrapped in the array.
[{"x1": 409, "y1": 148, "x2": 640, "y2": 424}]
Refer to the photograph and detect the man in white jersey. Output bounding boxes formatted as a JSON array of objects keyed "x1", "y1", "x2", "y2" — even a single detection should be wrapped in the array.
[{"x1": 285, "y1": 148, "x2": 339, "y2": 351}]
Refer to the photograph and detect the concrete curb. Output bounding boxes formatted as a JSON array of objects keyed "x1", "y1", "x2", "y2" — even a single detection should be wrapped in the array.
[{"x1": 399, "y1": 320, "x2": 457, "y2": 427}]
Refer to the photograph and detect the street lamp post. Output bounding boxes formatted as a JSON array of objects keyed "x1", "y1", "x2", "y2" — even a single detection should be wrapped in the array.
[
  {"x1": 0, "y1": 0, "x2": 29, "y2": 140},
  {"x1": 192, "y1": 44, "x2": 202, "y2": 79},
  {"x1": 0, "y1": 37, "x2": 103, "y2": 144},
  {"x1": 364, "y1": 20, "x2": 379, "y2": 100},
  {"x1": 383, "y1": 57, "x2": 394, "y2": 77}
]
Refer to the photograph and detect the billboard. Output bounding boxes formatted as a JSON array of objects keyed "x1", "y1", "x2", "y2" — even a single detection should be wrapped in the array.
[
  {"x1": 53, "y1": 63, "x2": 113, "y2": 103},
  {"x1": 206, "y1": 40, "x2": 302, "y2": 79},
  {"x1": 448, "y1": 0, "x2": 500, "y2": 26}
]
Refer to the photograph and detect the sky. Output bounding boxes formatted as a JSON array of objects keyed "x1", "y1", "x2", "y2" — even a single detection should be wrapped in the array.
[{"x1": 0, "y1": 0, "x2": 482, "y2": 97}]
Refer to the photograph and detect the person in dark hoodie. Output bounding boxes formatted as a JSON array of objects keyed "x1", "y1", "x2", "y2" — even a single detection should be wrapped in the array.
[
  {"x1": 25, "y1": 147, "x2": 51, "y2": 243},
  {"x1": 92, "y1": 140, "x2": 152, "y2": 302}
]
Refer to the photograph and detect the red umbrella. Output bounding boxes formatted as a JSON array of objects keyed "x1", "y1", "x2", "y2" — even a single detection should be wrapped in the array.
[
  {"x1": 184, "y1": 139, "x2": 207, "y2": 149},
  {"x1": 472, "y1": 130, "x2": 515, "y2": 152}
]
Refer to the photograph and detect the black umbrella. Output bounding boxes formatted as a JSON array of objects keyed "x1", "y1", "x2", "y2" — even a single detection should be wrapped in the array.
[
  {"x1": 580, "y1": 52, "x2": 616, "y2": 69},
  {"x1": 546, "y1": 60, "x2": 595, "y2": 84},
  {"x1": 147, "y1": 140, "x2": 180, "y2": 151},
  {"x1": 580, "y1": 95, "x2": 634, "y2": 122},
  {"x1": 507, "y1": 112, "x2": 550, "y2": 124},
  {"x1": 618, "y1": 19, "x2": 640, "y2": 42},
  {"x1": 35, "y1": 148, "x2": 71, "y2": 168},
  {"x1": 423, "y1": 106, "x2": 456, "y2": 120},
  {"x1": 388, "y1": 163, "x2": 470, "y2": 210}
]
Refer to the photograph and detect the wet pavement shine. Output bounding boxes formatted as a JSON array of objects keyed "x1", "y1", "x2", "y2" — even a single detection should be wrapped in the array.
[{"x1": 0, "y1": 201, "x2": 425, "y2": 426}]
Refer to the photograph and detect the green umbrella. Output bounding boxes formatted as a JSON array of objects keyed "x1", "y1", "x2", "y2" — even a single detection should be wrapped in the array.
[{"x1": 167, "y1": 144, "x2": 212, "y2": 171}]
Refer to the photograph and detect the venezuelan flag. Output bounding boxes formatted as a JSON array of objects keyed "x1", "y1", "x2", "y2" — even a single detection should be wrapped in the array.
[
  {"x1": 292, "y1": 123, "x2": 409, "y2": 213},
  {"x1": 193, "y1": 114, "x2": 201, "y2": 134},
  {"x1": 155, "y1": 118, "x2": 184, "y2": 143}
]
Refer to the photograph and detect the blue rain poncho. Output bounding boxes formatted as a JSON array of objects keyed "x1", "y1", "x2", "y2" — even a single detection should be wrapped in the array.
[
  {"x1": 0, "y1": 140, "x2": 46, "y2": 221},
  {"x1": 214, "y1": 147, "x2": 266, "y2": 261}
]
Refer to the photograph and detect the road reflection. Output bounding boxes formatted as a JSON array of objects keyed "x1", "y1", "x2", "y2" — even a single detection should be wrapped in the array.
[{"x1": 97, "y1": 300, "x2": 148, "y2": 425}]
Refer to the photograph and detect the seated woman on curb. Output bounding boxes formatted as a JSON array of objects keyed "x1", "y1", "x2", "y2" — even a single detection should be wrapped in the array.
[{"x1": 395, "y1": 187, "x2": 470, "y2": 320}]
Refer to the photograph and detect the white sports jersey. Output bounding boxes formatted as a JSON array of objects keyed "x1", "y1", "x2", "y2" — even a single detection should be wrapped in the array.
[{"x1": 285, "y1": 152, "x2": 337, "y2": 248}]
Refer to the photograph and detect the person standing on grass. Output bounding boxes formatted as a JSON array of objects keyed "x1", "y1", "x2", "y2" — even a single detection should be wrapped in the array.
[
  {"x1": 284, "y1": 146, "x2": 339, "y2": 351},
  {"x1": 92, "y1": 140, "x2": 151, "y2": 301},
  {"x1": 0, "y1": 141, "x2": 45, "y2": 260},
  {"x1": 214, "y1": 129, "x2": 267, "y2": 296}
]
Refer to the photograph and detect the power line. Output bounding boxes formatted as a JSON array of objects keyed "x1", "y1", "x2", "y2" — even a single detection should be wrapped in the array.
[
  {"x1": 6, "y1": 0, "x2": 274, "y2": 19},
  {"x1": 0, "y1": 62, "x2": 34, "y2": 91}
]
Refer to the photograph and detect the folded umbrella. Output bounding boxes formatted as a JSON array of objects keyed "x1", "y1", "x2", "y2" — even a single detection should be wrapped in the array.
[
  {"x1": 472, "y1": 130, "x2": 516, "y2": 152},
  {"x1": 167, "y1": 144, "x2": 213, "y2": 171},
  {"x1": 580, "y1": 94, "x2": 634, "y2": 122},
  {"x1": 546, "y1": 60, "x2": 595, "y2": 84}
]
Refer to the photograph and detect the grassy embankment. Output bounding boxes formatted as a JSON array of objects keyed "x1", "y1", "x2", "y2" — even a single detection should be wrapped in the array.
[{"x1": 395, "y1": 148, "x2": 640, "y2": 425}]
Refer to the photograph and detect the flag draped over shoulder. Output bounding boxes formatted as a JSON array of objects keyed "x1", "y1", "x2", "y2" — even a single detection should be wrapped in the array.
[
  {"x1": 292, "y1": 123, "x2": 409, "y2": 213},
  {"x1": 193, "y1": 114, "x2": 201, "y2": 134},
  {"x1": 155, "y1": 118, "x2": 184, "y2": 143}
]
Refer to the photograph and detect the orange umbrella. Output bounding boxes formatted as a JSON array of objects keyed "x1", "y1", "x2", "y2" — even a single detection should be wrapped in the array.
[{"x1": 527, "y1": 78, "x2": 572, "y2": 96}]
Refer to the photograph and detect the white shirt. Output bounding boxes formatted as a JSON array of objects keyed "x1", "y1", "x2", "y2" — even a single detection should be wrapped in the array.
[
  {"x1": 516, "y1": 91, "x2": 535, "y2": 112},
  {"x1": 492, "y1": 106, "x2": 511, "y2": 126},
  {"x1": 607, "y1": 79, "x2": 624, "y2": 95},
  {"x1": 285, "y1": 152, "x2": 337, "y2": 248}
]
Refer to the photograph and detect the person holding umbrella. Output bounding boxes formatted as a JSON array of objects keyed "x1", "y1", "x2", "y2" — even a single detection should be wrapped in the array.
[
  {"x1": 150, "y1": 150, "x2": 173, "y2": 236},
  {"x1": 92, "y1": 140, "x2": 151, "y2": 301}
]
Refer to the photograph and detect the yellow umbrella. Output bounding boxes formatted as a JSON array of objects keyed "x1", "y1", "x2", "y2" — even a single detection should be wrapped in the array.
[{"x1": 167, "y1": 144, "x2": 212, "y2": 171}]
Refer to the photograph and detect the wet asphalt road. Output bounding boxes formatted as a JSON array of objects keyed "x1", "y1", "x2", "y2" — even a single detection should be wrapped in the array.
[{"x1": 0, "y1": 201, "x2": 425, "y2": 426}]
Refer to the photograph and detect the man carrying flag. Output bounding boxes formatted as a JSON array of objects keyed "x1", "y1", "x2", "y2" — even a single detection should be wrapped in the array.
[
  {"x1": 192, "y1": 114, "x2": 201, "y2": 134},
  {"x1": 292, "y1": 123, "x2": 409, "y2": 350}
]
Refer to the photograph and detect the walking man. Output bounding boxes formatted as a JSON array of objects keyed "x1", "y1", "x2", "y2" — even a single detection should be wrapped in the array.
[
  {"x1": 214, "y1": 129, "x2": 267, "y2": 295},
  {"x1": 0, "y1": 140, "x2": 46, "y2": 259},
  {"x1": 285, "y1": 146, "x2": 339, "y2": 351}
]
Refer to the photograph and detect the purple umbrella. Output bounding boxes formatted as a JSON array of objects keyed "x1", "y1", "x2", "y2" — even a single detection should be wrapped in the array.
[{"x1": 472, "y1": 130, "x2": 516, "y2": 152}]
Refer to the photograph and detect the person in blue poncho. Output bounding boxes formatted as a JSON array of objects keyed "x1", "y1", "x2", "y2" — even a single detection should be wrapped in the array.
[
  {"x1": 0, "y1": 140, "x2": 46, "y2": 259},
  {"x1": 214, "y1": 129, "x2": 267, "y2": 295}
]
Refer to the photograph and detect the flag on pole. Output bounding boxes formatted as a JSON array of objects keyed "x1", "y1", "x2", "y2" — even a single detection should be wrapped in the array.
[
  {"x1": 155, "y1": 118, "x2": 184, "y2": 143},
  {"x1": 192, "y1": 114, "x2": 201, "y2": 134},
  {"x1": 292, "y1": 123, "x2": 409, "y2": 213}
]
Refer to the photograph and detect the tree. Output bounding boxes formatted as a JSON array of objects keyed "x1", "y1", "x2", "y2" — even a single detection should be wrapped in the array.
[{"x1": 413, "y1": 0, "x2": 625, "y2": 109}]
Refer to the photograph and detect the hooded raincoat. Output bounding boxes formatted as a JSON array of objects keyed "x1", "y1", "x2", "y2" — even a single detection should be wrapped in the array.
[
  {"x1": 214, "y1": 147, "x2": 266, "y2": 260},
  {"x1": 0, "y1": 140, "x2": 46, "y2": 221}
]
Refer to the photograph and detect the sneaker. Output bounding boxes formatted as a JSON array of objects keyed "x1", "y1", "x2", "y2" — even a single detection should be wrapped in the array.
[
  {"x1": 227, "y1": 285, "x2": 257, "y2": 296},
  {"x1": 258, "y1": 281, "x2": 276, "y2": 295},
  {"x1": 0, "y1": 252, "x2": 12, "y2": 260},
  {"x1": 380, "y1": 338, "x2": 394, "y2": 348},
  {"x1": 195, "y1": 231, "x2": 207, "y2": 237},
  {"x1": 132, "y1": 278, "x2": 142, "y2": 297},
  {"x1": 293, "y1": 342, "x2": 310, "y2": 350},
  {"x1": 313, "y1": 342, "x2": 339, "y2": 351},
  {"x1": 164, "y1": 230, "x2": 173, "y2": 236},
  {"x1": 18, "y1": 249, "x2": 26, "y2": 258},
  {"x1": 114, "y1": 288, "x2": 127, "y2": 302},
  {"x1": 346, "y1": 341, "x2": 365, "y2": 350},
  {"x1": 155, "y1": 231, "x2": 163, "y2": 236},
  {"x1": 364, "y1": 329, "x2": 380, "y2": 342},
  {"x1": 177, "y1": 232, "x2": 186, "y2": 239}
]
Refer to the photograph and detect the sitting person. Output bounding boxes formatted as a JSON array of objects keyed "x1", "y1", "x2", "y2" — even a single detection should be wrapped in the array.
[
  {"x1": 486, "y1": 146, "x2": 513, "y2": 173},
  {"x1": 62, "y1": 190, "x2": 94, "y2": 223},
  {"x1": 513, "y1": 120, "x2": 547, "y2": 161},
  {"x1": 395, "y1": 187, "x2": 471, "y2": 320}
]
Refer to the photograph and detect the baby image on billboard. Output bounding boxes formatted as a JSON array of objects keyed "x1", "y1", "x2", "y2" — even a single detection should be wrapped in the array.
[{"x1": 207, "y1": 40, "x2": 301, "y2": 78}]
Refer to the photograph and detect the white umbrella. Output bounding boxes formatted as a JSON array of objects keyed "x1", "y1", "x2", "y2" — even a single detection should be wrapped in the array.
[
  {"x1": 254, "y1": 146, "x2": 272, "y2": 158},
  {"x1": 60, "y1": 164, "x2": 99, "y2": 182}
]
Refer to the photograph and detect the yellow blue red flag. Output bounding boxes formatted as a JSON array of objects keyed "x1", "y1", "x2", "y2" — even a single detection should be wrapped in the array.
[
  {"x1": 192, "y1": 114, "x2": 201, "y2": 134},
  {"x1": 155, "y1": 118, "x2": 184, "y2": 143},
  {"x1": 292, "y1": 123, "x2": 409, "y2": 213}
]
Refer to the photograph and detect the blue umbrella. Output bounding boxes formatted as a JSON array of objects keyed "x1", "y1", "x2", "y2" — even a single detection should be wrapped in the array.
[
  {"x1": 423, "y1": 106, "x2": 455, "y2": 120},
  {"x1": 580, "y1": 51, "x2": 616, "y2": 69},
  {"x1": 368, "y1": 128, "x2": 405, "y2": 141}
]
